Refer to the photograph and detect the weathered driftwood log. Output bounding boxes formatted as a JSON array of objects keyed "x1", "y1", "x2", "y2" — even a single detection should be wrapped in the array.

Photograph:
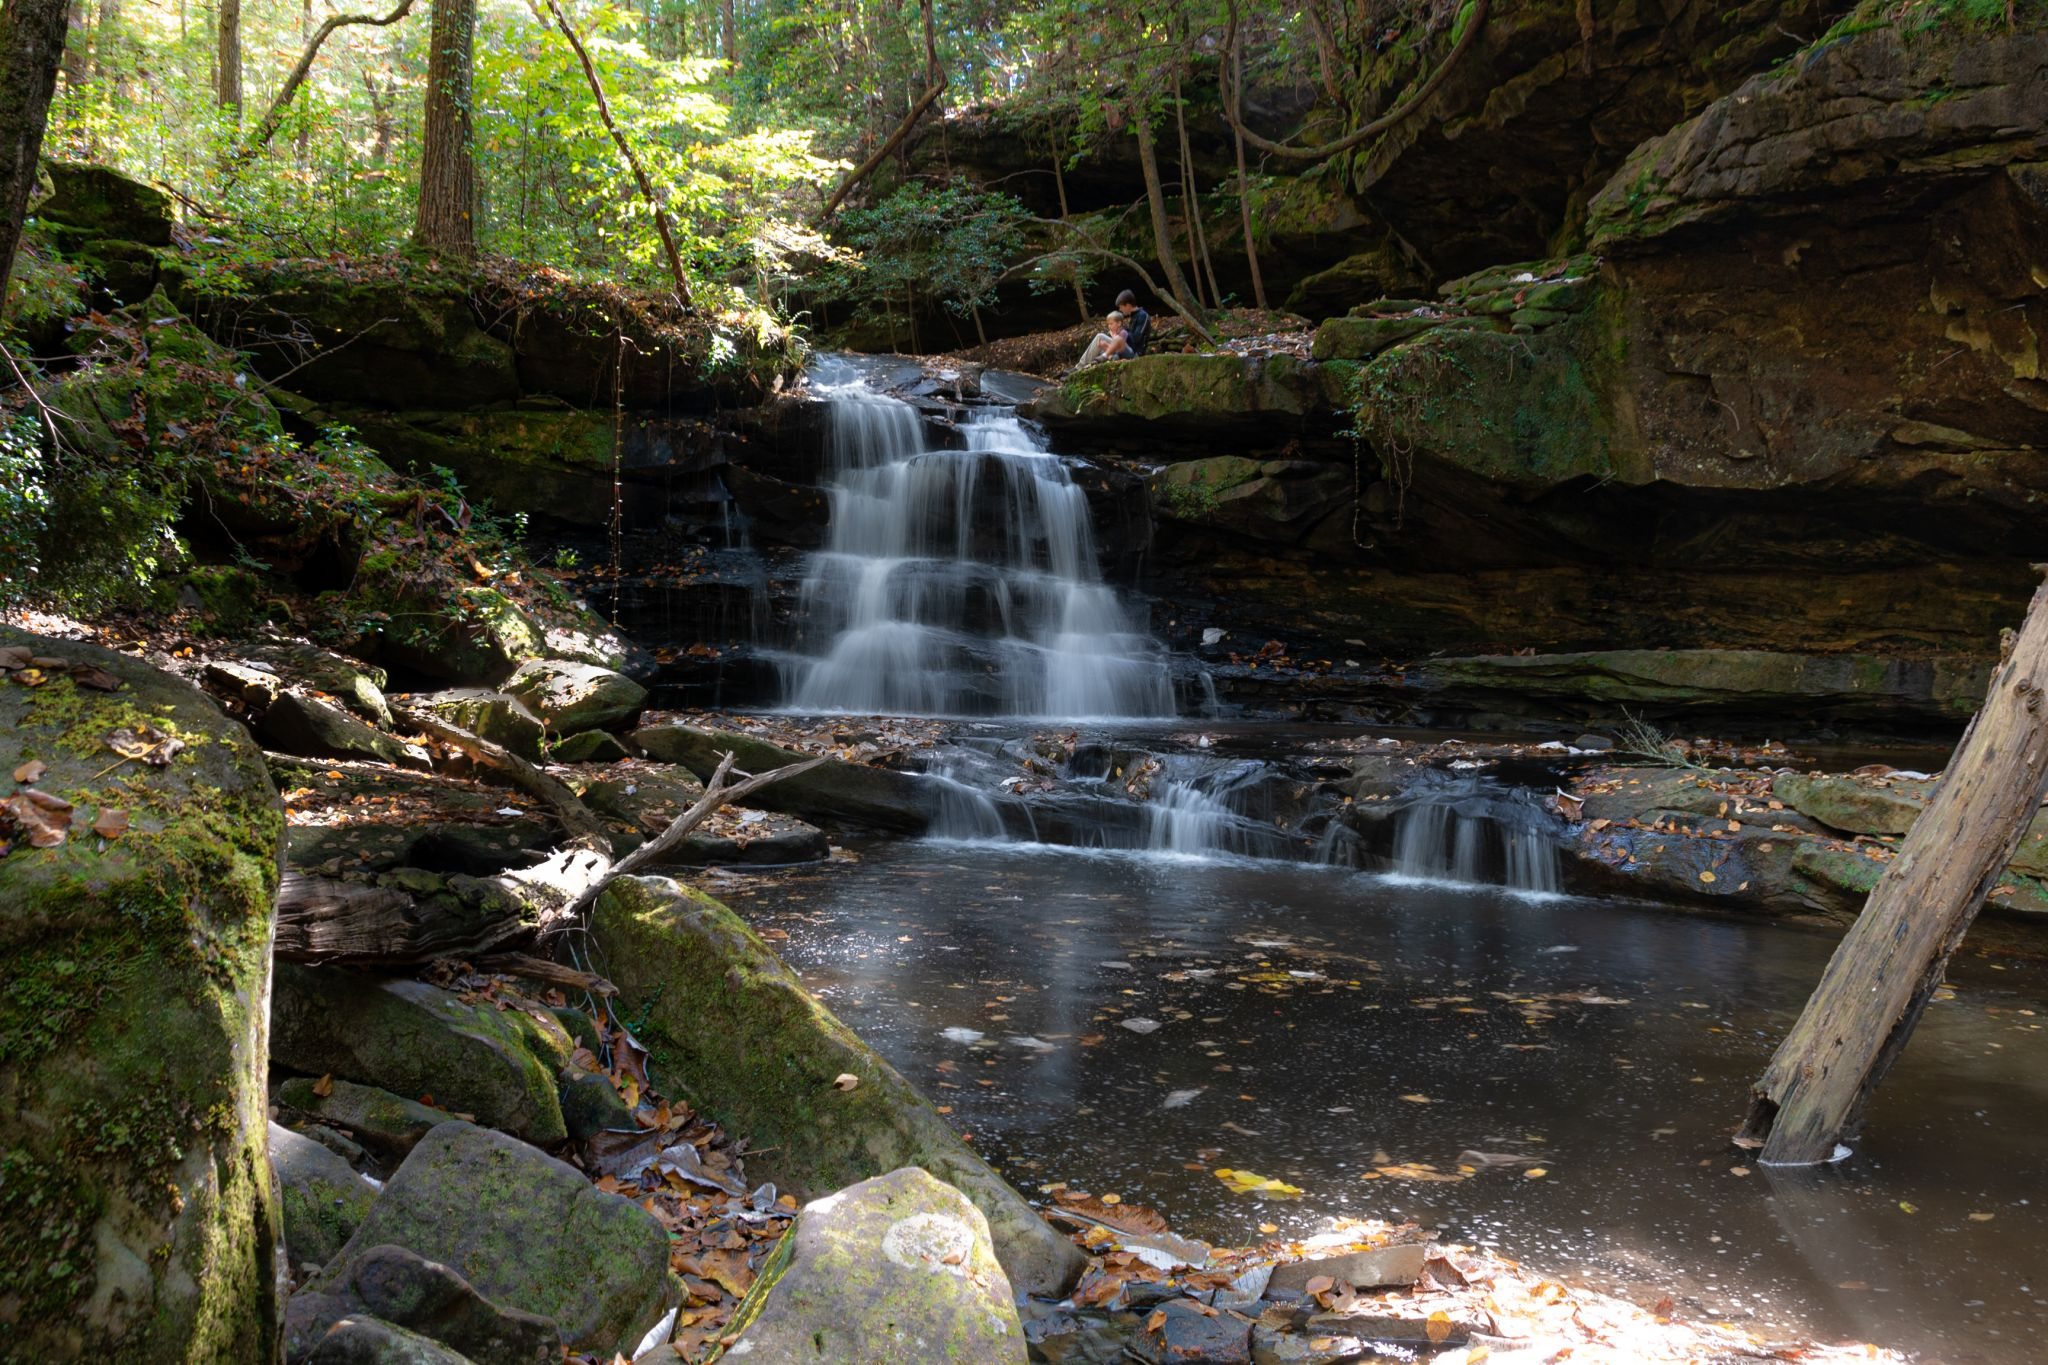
[
  {"x1": 1742, "y1": 575, "x2": 2048, "y2": 1165},
  {"x1": 393, "y1": 702, "x2": 613, "y2": 850}
]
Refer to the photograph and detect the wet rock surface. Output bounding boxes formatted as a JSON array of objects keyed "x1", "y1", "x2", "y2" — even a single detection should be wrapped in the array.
[
  {"x1": 272, "y1": 1120, "x2": 380, "y2": 1270},
  {"x1": 286, "y1": 1242, "x2": 560, "y2": 1365}
]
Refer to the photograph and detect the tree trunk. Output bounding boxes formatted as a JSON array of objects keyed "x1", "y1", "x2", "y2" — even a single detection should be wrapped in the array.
[
  {"x1": 216, "y1": 0, "x2": 240, "y2": 113},
  {"x1": 719, "y1": 0, "x2": 736, "y2": 70},
  {"x1": 1050, "y1": 136, "x2": 1089, "y2": 322},
  {"x1": 1131, "y1": 104, "x2": 1206, "y2": 327},
  {"x1": 88, "y1": 0, "x2": 115, "y2": 76},
  {"x1": 1232, "y1": 35, "x2": 1268, "y2": 310},
  {"x1": 1741, "y1": 575, "x2": 2048, "y2": 1165},
  {"x1": 1173, "y1": 68, "x2": 1219, "y2": 310},
  {"x1": 0, "y1": 0, "x2": 71, "y2": 301},
  {"x1": 414, "y1": 0, "x2": 477, "y2": 258},
  {"x1": 60, "y1": 0, "x2": 88, "y2": 89}
]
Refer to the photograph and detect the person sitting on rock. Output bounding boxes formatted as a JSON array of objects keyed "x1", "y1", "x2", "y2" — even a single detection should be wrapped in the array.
[
  {"x1": 1116, "y1": 289, "x2": 1152, "y2": 356},
  {"x1": 1076, "y1": 311, "x2": 1134, "y2": 368}
]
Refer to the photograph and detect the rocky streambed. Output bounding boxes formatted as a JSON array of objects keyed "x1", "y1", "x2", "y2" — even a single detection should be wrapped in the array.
[{"x1": 7, "y1": 613, "x2": 2004, "y2": 1364}]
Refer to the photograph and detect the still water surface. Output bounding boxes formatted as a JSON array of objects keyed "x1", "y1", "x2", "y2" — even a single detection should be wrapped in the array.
[{"x1": 712, "y1": 842, "x2": 2048, "y2": 1362}]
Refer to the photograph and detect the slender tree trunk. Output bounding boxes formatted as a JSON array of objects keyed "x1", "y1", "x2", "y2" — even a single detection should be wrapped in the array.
[
  {"x1": 414, "y1": 0, "x2": 477, "y2": 258},
  {"x1": 1741, "y1": 576, "x2": 2048, "y2": 1165},
  {"x1": 541, "y1": 0, "x2": 694, "y2": 307},
  {"x1": 1232, "y1": 35, "x2": 1268, "y2": 310},
  {"x1": 719, "y1": 0, "x2": 736, "y2": 70},
  {"x1": 0, "y1": 0, "x2": 71, "y2": 300},
  {"x1": 88, "y1": 0, "x2": 116, "y2": 76},
  {"x1": 1131, "y1": 103, "x2": 1206, "y2": 327},
  {"x1": 1173, "y1": 67, "x2": 1219, "y2": 309},
  {"x1": 216, "y1": 0, "x2": 240, "y2": 113},
  {"x1": 1050, "y1": 140, "x2": 1088, "y2": 323},
  {"x1": 60, "y1": 0, "x2": 88, "y2": 89}
]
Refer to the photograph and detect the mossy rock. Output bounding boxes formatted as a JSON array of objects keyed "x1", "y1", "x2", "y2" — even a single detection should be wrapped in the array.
[
  {"x1": 503, "y1": 658, "x2": 646, "y2": 736},
  {"x1": 259, "y1": 692, "x2": 427, "y2": 769},
  {"x1": 411, "y1": 688, "x2": 546, "y2": 761},
  {"x1": 275, "y1": 1077, "x2": 458, "y2": 1160},
  {"x1": 180, "y1": 564, "x2": 268, "y2": 632},
  {"x1": 1311, "y1": 313, "x2": 1449, "y2": 361},
  {"x1": 308, "y1": 1121, "x2": 671, "y2": 1355},
  {"x1": 269, "y1": 1122, "x2": 376, "y2": 1270},
  {"x1": 1770, "y1": 772, "x2": 1933, "y2": 837},
  {"x1": 0, "y1": 626, "x2": 284, "y2": 1359},
  {"x1": 38, "y1": 161, "x2": 173, "y2": 246},
  {"x1": 727, "y1": 1167, "x2": 1026, "y2": 1364},
  {"x1": 588, "y1": 875, "x2": 1085, "y2": 1297},
  {"x1": 270, "y1": 965, "x2": 571, "y2": 1145}
]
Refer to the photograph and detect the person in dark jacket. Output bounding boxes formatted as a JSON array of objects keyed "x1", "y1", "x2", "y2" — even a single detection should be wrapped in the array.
[{"x1": 1116, "y1": 289, "x2": 1152, "y2": 356}]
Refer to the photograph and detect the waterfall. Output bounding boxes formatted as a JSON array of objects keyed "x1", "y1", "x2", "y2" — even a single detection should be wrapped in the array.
[
  {"x1": 780, "y1": 366, "x2": 1175, "y2": 719},
  {"x1": 1389, "y1": 781, "x2": 1562, "y2": 895}
]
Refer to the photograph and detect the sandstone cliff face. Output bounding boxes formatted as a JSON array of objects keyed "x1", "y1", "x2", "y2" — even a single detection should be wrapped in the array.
[{"x1": 1108, "y1": 17, "x2": 2047, "y2": 690}]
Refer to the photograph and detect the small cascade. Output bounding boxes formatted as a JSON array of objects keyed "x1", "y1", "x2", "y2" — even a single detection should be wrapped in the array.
[
  {"x1": 1389, "y1": 779, "x2": 1562, "y2": 895},
  {"x1": 779, "y1": 364, "x2": 1175, "y2": 719}
]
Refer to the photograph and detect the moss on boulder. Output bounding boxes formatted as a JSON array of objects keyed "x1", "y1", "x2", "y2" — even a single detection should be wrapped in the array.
[
  {"x1": 270, "y1": 965, "x2": 571, "y2": 1145},
  {"x1": 589, "y1": 875, "x2": 1086, "y2": 1297},
  {"x1": 727, "y1": 1167, "x2": 1026, "y2": 1364},
  {"x1": 0, "y1": 627, "x2": 283, "y2": 1360},
  {"x1": 269, "y1": 1122, "x2": 376, "y2": 1270},
  {"x1": 308, "y1": 1121, "x2": 670, "y2": 1355},
  {"x1": 629, "y1": 724, "x2": 932, "y2": 832}
]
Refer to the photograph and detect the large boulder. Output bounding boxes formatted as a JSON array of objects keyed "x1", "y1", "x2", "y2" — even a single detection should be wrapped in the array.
[
  {"x1": 271, "y1": 1122, "x2": 378, "y2": 1270},
  {"x1": 38, "y1": 159, "x2": 174, "y2": 246},
  {"x1": 0, "y1": 627, "x2": 284, "y2": 1358},
  {"x1": 629, "y1": 724, "x2": 934, "y2": 832},
  {"x1": 1021, "y1": 352, "x2": 1347, "y2": 454},
  {"x1": 727, "y1": 1167, "x2": 1026, "y2": 1364},
  {"x1": 590, "y1": 875, "x2": 1085, "y2": 1296},
  {"x1": 503, "y1": 658, "x2": 647, "y2": 736},
  {"x1": 308, "y1": 1122, "x2": 671, "y2": 1355},
  {"x1": 270, "y1": 965, "x2": 572, "y2": 1145},
  {"x1": 410, "y1": 689, "x2": 547, "y2": 761},
  {"x1": 261, "y1": 692, "x2": 429, "y2": 769}
]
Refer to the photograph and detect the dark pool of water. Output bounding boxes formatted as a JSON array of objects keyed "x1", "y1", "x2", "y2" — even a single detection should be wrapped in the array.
[{"x1": 710, "y1": 842, "x2": 2048, "y2": 1362}]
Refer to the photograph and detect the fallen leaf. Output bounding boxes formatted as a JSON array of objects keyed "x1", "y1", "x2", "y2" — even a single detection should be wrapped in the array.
[
  {"x1": 1425, "y1": 1311, "x2": 1454, "y2": 1344},
  {"x1": 312, "y1": 1073, "x2": 335, "y2": 1098},
  {"x1": 1399, "y1": 1093, "x2": 1432, "y2": 1104},
  {"x1": 832, "y1": 1072, "x2": 859, "y2": 1091},
  {"x1": 12, "y1": 760, "x2": 45, "y2": 784},
  {"x1": 91, "y1": 807, "x2": 129, "y2": 840},
  {"x1": 3, "y1": 791, "x2": 71, "y2": 847},
  {"x1": 1969, "y1": 1212, "x2": 1995, "y2": 1222},
  {"x1": 1523, "y1": 1167, "x2": 1547, "y2": 1178}
]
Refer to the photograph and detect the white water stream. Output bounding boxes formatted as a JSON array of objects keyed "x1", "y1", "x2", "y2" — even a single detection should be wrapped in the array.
[{"x1": 780, "y1": 367, "x2": 1175, "y2": 719}]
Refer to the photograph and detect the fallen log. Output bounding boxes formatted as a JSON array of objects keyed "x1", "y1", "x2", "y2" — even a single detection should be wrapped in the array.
[
  {"x1": 1741, "y1": 574, "x2": 2048, "y2": 1164},
  {"x1": 392, "y1": 703, "x2": 612, "y2": 850}
]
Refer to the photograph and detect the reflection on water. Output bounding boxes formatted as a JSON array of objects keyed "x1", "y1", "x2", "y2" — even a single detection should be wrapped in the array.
[{"x1": 712, "y1": 843, "x2": 2048, "y2": 1363}]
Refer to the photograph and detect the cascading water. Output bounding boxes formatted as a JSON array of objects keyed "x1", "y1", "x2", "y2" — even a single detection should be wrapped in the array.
[
  {"x1": 779, "y1": 365, "x2": 1175, "y2": 719},
  {"x1": 1388, "y1": 779, "x2": 1562, "y2": 895}
]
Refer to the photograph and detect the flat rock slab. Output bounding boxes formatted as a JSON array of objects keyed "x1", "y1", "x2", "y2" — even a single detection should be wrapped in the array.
[
  {"x1": 272, "y1": 964, "x2": 571, "y2": 1144},
  {"x1": 313, "y1": 1121, "x2": 671, "y2": 1355},
  {"x1": 728, "y1": 1167, "x2": 1025, "y2": 1364},
  {"x1": 1132, "y1": 1298, "x2": 1252, "y2": 1364},
  {"x1": 264, "y1": 691, "x2": 429, "y2": 769},
  {"x1": 1267, "y1": 1241, "x2": 1427, "y2": 1295},
  {"x1": 276, "y1": 1077, "x2": 461, "y2": 1158},
  {"x1": 410, "y1": 689, "x2": 547, "y2": 761}
]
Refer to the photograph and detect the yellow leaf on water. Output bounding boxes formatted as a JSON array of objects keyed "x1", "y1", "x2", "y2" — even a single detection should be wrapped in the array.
[
  {"x1": 1969, "y1": 1212, "x2": 1995, "y2": 1222},
  {"x1": 1523, "y1": 1167, "x2": 1547, "y2": 1178},
  {"x1": 1698, "y1": 870, "x2": 1717, "y2": 884},
  {"x1": 1899, "y1": 1201, "x2": 1918, "y2": 1214},
  {"x1": 1399, "y1": 1093, "x2": 1432, "y2": 1104}
]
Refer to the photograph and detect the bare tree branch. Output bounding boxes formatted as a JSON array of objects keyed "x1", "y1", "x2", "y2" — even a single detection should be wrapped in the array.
[
  {"x1": 392, "y1": 703, "x2": 615, "y2": 851},
  {"x1": 1220, "y1": 0, "x2": 1492, "y2": 165},
  {"x1": 238, "y1": 0, "x2": 419, "y2": 158},
  {"x1": 541, "y1": 0, "x2": 695, "y2": 308}
]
